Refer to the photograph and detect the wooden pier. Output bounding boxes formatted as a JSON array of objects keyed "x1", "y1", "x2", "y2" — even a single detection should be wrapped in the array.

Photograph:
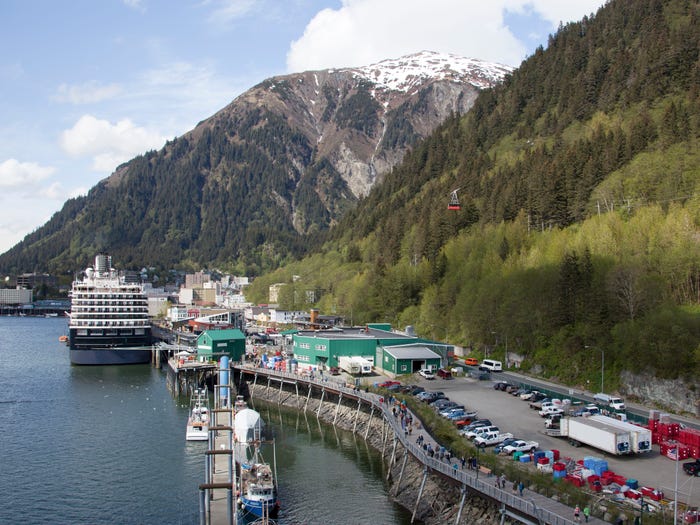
[
  {"x1": 199, "y1": 404, "x2": 238, "y2": 525},
  {"x1": 164, "y1": 349, "x2": 218, "y2": 397}
]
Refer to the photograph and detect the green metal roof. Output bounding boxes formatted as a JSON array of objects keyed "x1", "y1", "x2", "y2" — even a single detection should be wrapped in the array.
[{"x1": 201, "y1": 328, "x2": 245, "y2": 341}]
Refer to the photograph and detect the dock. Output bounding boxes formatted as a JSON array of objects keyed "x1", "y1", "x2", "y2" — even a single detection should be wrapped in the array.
[
  {"x1": 196, "y1": 364, "x2": 607, "y2": 525},
  {"x1": 164, "y1": 348, "x2": 218, "y2": 397},
  {"x1": 198, "y1": 401, "x2": 238, "y2": 525}
]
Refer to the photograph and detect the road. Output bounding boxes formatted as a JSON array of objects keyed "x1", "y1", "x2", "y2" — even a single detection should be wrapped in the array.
[
  {"x1": 411, "y1": 373, "x2": 700, "y2": 509},
  {"x1": 498, "y1": 370, "x2": 700, "y2": 430}
]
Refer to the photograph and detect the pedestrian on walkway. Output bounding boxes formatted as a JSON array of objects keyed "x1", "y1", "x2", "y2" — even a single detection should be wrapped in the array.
[
  {"x1": 518, "y1": 481, "x2": 524, "y2": 496},
  {"x1": 512, "y1": 480, "x2": 518, "y2": 494},
  {"x1": 583, "y1": 506, "x2": 590, "y2": 522},
  {"x1": 574, "y1": 505, "x2": 581, "y2": 523},
  {"x1": 500, "y1": 474, "x2": 506, "y2": 489}
]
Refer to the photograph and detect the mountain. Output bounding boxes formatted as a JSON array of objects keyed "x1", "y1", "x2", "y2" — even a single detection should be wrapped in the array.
[
  {"x1": 0, "y1": 51, "x2": 512, "y2": 276},
  {"x1": 243, "y1": 0, "x2": 700, "y2": 402}
]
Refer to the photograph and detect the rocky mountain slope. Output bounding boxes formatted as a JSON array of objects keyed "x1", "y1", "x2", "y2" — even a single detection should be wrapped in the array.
[{"x1": 0, "y1": 51, "x2": 511, "y2": 275}]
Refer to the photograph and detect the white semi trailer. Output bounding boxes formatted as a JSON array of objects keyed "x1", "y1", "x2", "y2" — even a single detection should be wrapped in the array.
[
  {"x1": 548, "y1": 416, "x2": 632, "y2": 455},
  {"x1": 338, "y1": 356, "x2": 372, "y2": 375},
  {"x1": 589, "y1": 415, "x2": 652, "y2": 453}
]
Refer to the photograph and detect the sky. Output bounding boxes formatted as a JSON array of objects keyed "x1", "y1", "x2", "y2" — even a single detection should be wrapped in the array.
[{"x1": 0, "y1": 0, "x2": 607, "y2": 256}]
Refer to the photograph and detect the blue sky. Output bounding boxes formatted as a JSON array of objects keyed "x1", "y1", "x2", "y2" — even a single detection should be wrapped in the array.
[{"x1": 0, "y1": 0, "x2": 605, "y2": 256}]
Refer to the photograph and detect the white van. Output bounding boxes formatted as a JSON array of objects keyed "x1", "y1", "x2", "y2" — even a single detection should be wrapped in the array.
[{"x1": 479, "y1": 359, "x2": 503, "y2": 372}]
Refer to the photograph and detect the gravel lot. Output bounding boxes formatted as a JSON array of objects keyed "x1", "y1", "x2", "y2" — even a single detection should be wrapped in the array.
[{"x1": 409, "y1": 373, "x2": 700, "y2": 508}]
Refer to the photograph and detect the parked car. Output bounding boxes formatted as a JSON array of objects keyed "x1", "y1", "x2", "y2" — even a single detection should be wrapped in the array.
[
  {"x1": 415, "y1": 390, "x2": 435, "y2": 401},
  {"x1": 494, "y1": 437, "x2": 520, "y2": 454},
  {"x1": 464, "y1": 425, "x2": 500, "y2": 440},
  {"x1": 453, "y1": 415, "x2": 476, "y2": 428},
  {"x1": 684, "y1": 459, "x2": 700, "y2": 476},
  {"x1": 502, "y1": 440, "x2": 539, "y2": 455},
  {"x1": 464, "y1": 357, "x2": 479, "y2": 366},
  {"x1": 439, "y1": 405, "x2": 465, "y2": 416},
  {"x1": 431, "y1": 400, "x2": 459, "y2": 411},
  {"x1": 529, "y1": 397, "x2": 552, "y2": 410},
  {"x1": 458, "y1": 420, "x2": 492, "y2": 437},
  {"x1": 528, "y1": 392, "x2": 547, "y2": 403},
  {"x1": 474, "y1": 431, "x2": 514, "y2": 448},
  {"x1": 376, "y1": 380, "x2": 401, "y2": 388},
  {"x1": 443, "y1": 409, "x2": 470, "y2": 420},
  {"x1": 419, "y1": 368, "x2": 436, "y2": 380},
  {"x1": 415, "y1": 391, "x2": 445, "y2": 403},
  {"x1": 493, "y1": 381, "x2": 512, "y2": 391},
  {"x1": 436, "y1": 368, "x2": 453, "y2": 379},
  {"x1": 539, "y1": 405, "x2": 565, "y2": 417}
]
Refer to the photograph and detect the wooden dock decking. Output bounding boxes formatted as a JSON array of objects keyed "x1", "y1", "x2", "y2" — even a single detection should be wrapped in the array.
[
  {"x1": 199, "y1": 405, "x2": 239, "y2": 525},
  {"x1": 199, "y1": 365, "x2": 610, "y2": 524}
]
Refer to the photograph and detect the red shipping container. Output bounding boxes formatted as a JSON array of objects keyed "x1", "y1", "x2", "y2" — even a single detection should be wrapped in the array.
[
  {"x1": 552, "y1": 462, "x2": 567, "y2": 471},
  {"x1": 680, "y1": 428, "x2": 700, "y2": 446},
  {"x1": 551, "y1": 449, "x2": 560, "y2": 461},
  {"x1": 538, "y1": 457, "x2": 549, "y2": 465}
]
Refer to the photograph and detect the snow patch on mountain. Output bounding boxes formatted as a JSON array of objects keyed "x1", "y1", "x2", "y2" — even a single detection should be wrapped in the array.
[{"x1": 346, "y1": 50, "x2": 513, "y2": 92}]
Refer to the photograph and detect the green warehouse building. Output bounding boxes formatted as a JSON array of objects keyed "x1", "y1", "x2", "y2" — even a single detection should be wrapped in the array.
[
  {"x1": 291, "y1": 325, "x2": 450, "y2": 376},
  {"x1": 197, "y1": 329, "x2": 246, "y2": 361}
]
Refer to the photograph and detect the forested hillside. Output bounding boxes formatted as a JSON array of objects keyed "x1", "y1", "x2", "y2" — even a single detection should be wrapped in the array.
[
  {"x1": 246, "y1": 0, "x2": 700, "y2": 392},
  {"x1": 0, "y1": 52, "x2": 502, "y2": 277}
]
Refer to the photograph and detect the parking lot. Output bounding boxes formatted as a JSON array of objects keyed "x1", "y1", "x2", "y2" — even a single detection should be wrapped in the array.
[{"x1": 411, "y1": 373, "x2": 700, "y2": 508}]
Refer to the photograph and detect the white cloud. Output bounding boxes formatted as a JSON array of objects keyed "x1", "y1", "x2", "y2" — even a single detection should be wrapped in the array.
[
  {"x1": 287, "y1": 0, "x2": 607, "y2": 71},
  {"x1": 0, "y1": 159, "x2": 55, "y2": 189},
  {"x1": 287, "y1": 1, "x2": 526, "y2": 71},
  {"x1": 60, "y1": 114, "x2": 166, "y2": 172},
  {"x1": 526, "y1": 0, "x2": 604, "y2": 27},
  {"x1": 53, "y1": 81, "x2": 123, "y2": 104}
]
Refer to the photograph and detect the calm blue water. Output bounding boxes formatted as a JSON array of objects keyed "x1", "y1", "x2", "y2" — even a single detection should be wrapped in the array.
[{"x1": 0, "y1": 317, "x2": 411, "y2": 525}]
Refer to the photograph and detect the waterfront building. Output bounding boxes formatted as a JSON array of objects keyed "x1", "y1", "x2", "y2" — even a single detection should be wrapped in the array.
[
  {"x1": 197, "y1": 329, "x2": 246, "y2": 360},
  {"x1": 291, "y1": 324, "x2": 451, "y2": 375}
]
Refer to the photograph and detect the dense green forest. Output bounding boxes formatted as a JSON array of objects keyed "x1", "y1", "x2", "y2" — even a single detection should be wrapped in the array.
[{"x1": 246, "y1": 0, "x2": 700, "y2": 390}]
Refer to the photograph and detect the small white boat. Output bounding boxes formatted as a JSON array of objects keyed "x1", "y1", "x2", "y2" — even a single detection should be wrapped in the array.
[{"x1": 186, "y1": 388, "x2": 210, "y2": 441}]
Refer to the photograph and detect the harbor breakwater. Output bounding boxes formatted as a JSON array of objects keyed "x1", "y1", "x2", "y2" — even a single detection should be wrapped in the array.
[{"x1": 241, "y1": 373, "x2": 510, "y2": 524}]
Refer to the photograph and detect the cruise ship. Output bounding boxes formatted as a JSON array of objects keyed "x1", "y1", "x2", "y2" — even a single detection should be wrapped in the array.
[{"x1": 68, "y1": 254, "x2": 152, "y2": 365}]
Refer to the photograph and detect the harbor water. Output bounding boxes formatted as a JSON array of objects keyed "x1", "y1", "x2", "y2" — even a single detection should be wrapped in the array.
[{"x1": 0, "y1": 316, "x2": 412, "y2": 524}]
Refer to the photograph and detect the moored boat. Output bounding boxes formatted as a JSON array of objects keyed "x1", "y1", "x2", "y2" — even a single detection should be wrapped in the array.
[
  {"x1": 68, "y1": 254, "x2": 152, "y2": 365},
  {"x1": 238, "y1": 454, "x2": 279, "y2": 521},
  {"x1": 234, "y1": 408, "x2": 279, "y2": 520},
  {"x1": 186, "y1": 388, "x2": 210, "y2": 441}
]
